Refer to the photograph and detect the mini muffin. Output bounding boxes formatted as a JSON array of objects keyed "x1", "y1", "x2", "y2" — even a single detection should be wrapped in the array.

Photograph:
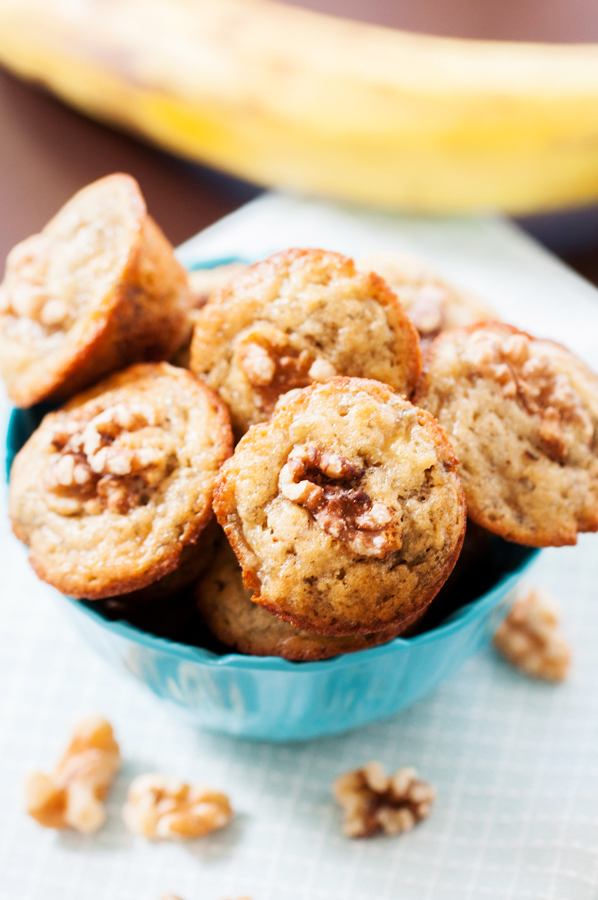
[
  {"x1": 0, "y1": 174, "x2": 193, "y2": 407},
  {"x1": 196, "y1": 536, "x2": 405, "y2": 661},
  {"x1": 190, "y1": 248, "x2": 421, "y2": 437},
  {"x1": 357, "y1": 250, "x2": 495, "y2": 351},
  {"x1": 213, "y1": 377, "x2": 466, "y2": 635},
  {"x1": 10, "y1": 363, "x2": 232, "y2": 599},
  {"x1": 415, "y1": 321, "x2": 598, "y2": 546}
]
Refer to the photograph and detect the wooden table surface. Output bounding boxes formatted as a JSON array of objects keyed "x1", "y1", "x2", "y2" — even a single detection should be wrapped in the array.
[{"x1": 2, "y1": 0, "x2": 598, "y2": 283}]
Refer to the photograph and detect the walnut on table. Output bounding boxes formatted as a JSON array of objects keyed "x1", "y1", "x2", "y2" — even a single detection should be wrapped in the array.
[
  {"x1": 333, "y1": 761, "x2": 435, "y2": 838},
  {"x1": 123, "y1": 773, "x2": 233, "y2": 840},
  {"x1": 25, "y1": 716, "x2": 121, "y2": 834},
  {"x1": 493, "y1": 587, "x2": 571, "y2": 681}
]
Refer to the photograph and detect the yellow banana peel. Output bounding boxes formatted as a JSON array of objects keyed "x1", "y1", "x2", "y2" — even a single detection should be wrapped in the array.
[{"x1": 3, "y1": 0, "x2": 598, "y2": 213}]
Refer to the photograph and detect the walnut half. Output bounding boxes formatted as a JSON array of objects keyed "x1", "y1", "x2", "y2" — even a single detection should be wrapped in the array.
[
  {"x1": 25, "y1": 716, "x2": 121, "y2": 834},
  {"x1": 279, "y1": 444, "x2": 401, "y2": 558},
  {"x1": 123, "y1": 773, "x2": 233, "y2": 840},
  {"x1": 333, "y1": 761, "x2": 435, "y2": 838},
  {"x1": 493, "y1": 587, "x2": 571, "y2": 681}
]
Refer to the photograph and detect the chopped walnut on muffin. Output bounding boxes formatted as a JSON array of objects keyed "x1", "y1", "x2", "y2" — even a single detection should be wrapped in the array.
[
  {"x1": 415, "y1": 322, "x2": 598, "y2": 546},
  {"x1": 0, "y1": 174, "x2": 193, "y2": 408},
  {"x1": 333, "y1": 761, "x2": 435, "y2": 838},
  {"x1": 25, "y1": 716, "x2": 120, "y2": 834},
  {"x1": 190, "y1": 248, "x2": 421, "y2": 437},
  {"x1": 10, "y1": 363, "x2": 232, "y2": 600}
]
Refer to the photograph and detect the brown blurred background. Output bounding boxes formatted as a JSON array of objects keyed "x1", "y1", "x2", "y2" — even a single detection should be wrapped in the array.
[{"x1": 2, "y1": 0, "x2": 598, "y2": 283}]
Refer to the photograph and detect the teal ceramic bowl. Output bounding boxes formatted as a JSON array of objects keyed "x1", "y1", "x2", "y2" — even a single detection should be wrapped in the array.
[{"x1": 6, "y1": 401, "x2": 538, "y2": 742}]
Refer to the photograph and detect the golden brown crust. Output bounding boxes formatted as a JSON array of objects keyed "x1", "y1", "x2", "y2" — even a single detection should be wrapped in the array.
[
  {"x1": 0, "y1": 174, "x2": 194, "y2": 408},
  {"x1": 190, "y1": 248, "x2": 421, "y2": 438},
  {"x1": 195, "y1": 535, "x2": 407, "y2": 661},
  {"x1": 213, "y1": 377, "x2": 466, "y2": 635},
  {"x1": 10, "y1": 363, "x2": 233, "y2": 599},
  {"x1": 415, "y1": 321, "x2": 598, "y2": 546}
]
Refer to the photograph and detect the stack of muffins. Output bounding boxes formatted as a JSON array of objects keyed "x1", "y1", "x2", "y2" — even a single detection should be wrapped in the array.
[{"x1": 3, "y1": 175, "x2": 598, "y2": 661}]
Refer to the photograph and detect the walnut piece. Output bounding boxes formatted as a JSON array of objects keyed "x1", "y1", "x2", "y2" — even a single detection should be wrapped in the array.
[
  {"x1": 494, "y1": 587, "x2": 571, "y2": 681},
  {"x1": 25, "y1": 716, "x2": 121, "y2": 834},
  {"x1": 235, "y1": 324, "x2": 336, "y2": 413},
  {"x1": 123, "y1": 773, "x2": 233, "y2": 841},
  {"x1": 43, "y1": 402, "x2": 175, "y2": 516},
  {"x1": 333, "y1": 761, "x2": 435, "y2": 838},
  {"x1": 464, "y1": 330, "x2": 593, "y2": 463},
  {"x1": 279, "y1": 444, "x2": 400, "y2": 558}
]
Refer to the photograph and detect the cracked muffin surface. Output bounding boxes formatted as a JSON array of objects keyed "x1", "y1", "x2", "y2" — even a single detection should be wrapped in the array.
[
  {"x1": 190, "y1": 248, "x2": 421, "y2": 437},
  {"x1": 196, "y1": 536, "x2": 405, "y2": 660},
  {"x1": 0, "y1": 173, "x2": 193, "y2": 407},
  {"x1": 9, "y1": 363, "x2": 233, "y2": 599},
  {"x1": 415, "y1": 321, "x2": 598, "y2": 546},
  {"x1": 213, "y1": 377, "x2": 466, "y2": 635}
]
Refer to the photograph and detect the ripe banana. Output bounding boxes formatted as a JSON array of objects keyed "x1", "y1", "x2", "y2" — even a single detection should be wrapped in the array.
[{"x1": 3, "y1": 0, "x2": 598, "y2": 213}]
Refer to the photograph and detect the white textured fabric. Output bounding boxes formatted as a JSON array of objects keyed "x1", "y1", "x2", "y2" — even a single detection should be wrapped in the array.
[{"x1": 2, "y1": 193, "x2": 598, "y2": 900}]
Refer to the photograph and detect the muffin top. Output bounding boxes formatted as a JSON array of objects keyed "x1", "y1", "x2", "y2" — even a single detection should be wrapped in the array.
[
  {"x1": 415, "y1": 321, "x2": 598, "y2": 546},
  {"x1": 10, "y1": 363, "x2": 232, "y2": 599},
  {"x1": 214, "y1": 377, "x2": 466, "y2": 635},
  {"x1": 357, "y1": 250, "x2": 495, "y2": 351},
  {"x1": 196, "y1": 536, "x2": 405, "y2": 661},
  {"x1": 190, "y1": 248, "x2": 421, "y2": 437}
]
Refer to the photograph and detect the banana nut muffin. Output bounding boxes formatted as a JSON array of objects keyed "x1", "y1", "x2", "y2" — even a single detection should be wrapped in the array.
[
  {"x1": 0, "y1": 174, "x2": 193, "y2": 407},
  {"x1": 357, "y1": 250, "x2": 495, "y2": 351},
  {"x1": 9, "y1": 363, "x2": 233, "y2": 599},
  {"x1": 190, "y1": 248, "x2": 421, "y2": 437},
  {"x1": 213, "y1": 377, "x2": 466, "y2": 635},
  {"x1": 415, "y1": 321, "x2": 598, "y2": 546},
  {"x1": 196, "y1": 535, "x2": 405, "y2": 660}
]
